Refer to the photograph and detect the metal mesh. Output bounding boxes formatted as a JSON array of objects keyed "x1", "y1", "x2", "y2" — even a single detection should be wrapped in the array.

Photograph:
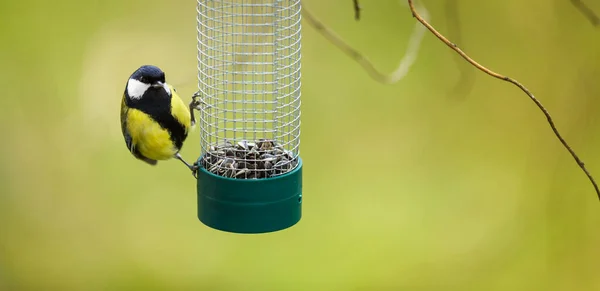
[{"x1": 196, "y1": 0, "x2": 302, "y2": 179}]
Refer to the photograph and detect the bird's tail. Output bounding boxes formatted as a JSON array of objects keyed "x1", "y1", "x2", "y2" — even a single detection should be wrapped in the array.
[{"x1": 139, "y1": 156, "x2": 158, "y2": 166}]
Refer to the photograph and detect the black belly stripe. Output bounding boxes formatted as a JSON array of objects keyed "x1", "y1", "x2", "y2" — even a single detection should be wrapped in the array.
[{"x1": 125, "y1": 88, "x2": 187, "y2": 150}]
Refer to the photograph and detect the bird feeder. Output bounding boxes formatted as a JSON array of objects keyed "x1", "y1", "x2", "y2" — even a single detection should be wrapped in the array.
[{"x1": 195, "y1": 0, "x2": 303, "y2": 233}]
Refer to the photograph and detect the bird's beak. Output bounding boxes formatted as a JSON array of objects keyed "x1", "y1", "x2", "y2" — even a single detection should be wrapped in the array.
[{"x1": 151, "y1": 81, "x2": 164, "y2": 88}]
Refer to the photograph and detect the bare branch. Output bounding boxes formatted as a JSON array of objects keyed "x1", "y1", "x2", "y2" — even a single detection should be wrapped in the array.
[
  {"x1": 353, "y1": 0, "x2": 361, "y2": 21},
  {"x1": 445, "y1": 0, "x2": 475, "y2": 98},
  {"x1": 407, "y1": 0, "x2": 600, "y2": 200},
  {"x1": 571, "y1": 0, "x2": 599, "y2": 26},
  {"x1": 302, "y1": 1, "x2": 428, "y2": 84}
]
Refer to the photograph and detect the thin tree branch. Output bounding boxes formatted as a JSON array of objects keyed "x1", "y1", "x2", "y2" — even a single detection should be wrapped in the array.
[
  {"x1": 353, "y1": 0, "x2": 361, "y2": 21},
  {"x1": 302, "y1": 1, "x2": 428, "y2": 84},
  {"x1": 571, "y1": 0, "x2": 599, "y2": 26},
  {"x1": 445, "y1": 0, "x2": 475, "y2": 99},
  {"x1": 407, "y1": 0, "x2": 600, "y2": 201}
]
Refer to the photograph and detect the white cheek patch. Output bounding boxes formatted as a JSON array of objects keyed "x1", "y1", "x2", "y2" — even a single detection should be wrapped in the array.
[{"x1": 127, "y1": 78, "x2": 150, "y2": 99}]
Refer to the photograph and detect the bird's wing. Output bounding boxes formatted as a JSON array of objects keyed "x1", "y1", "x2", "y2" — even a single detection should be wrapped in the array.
[
  {"x1": 121, "y1": 94, "x2": 157, "y2": 165},
  {"x1": 120, "y1": 95, "x2": 135, "y2": 151}
]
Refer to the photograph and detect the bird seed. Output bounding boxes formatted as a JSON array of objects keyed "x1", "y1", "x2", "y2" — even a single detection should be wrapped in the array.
[{"x1": 200, "y1": 139, "x2": 298, "y2": 179}]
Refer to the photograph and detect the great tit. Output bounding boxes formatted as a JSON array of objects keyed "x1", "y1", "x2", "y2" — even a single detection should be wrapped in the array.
[{"x1": 120, "y1": 65, "x2": 197, "y2": 174}]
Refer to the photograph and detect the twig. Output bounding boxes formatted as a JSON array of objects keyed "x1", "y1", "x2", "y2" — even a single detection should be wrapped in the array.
[
  {"x1": 445, "y1": 0, "x2": 475, "y2": 98},
  {"x1": 571, "y1": 0, "x2": 599, "y2": 26},
  {"x1": 353, "y1": 0, "x2": 361, "y2": 20},
  {"x1": 302, "y1": 1, "x2": 428, "y2": 84},
  {"x1": 407, "y1": 0, "x2": 600, "y2": 200}
]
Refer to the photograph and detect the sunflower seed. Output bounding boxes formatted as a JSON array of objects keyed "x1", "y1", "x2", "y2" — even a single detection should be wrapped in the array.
[
  {"x1": 201, "y1": 138, "x2": 298, "y2": 179},
  {"x1": 235, "y1": 168, "x2": 249, "y2": 177},
  {"x1": 236, "y1": 140, "x2": 249, "y2": 151}
]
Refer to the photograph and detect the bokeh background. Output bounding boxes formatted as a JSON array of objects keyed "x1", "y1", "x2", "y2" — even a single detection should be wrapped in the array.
[{"x1": 1, "y1": 0, "x2": 600, "y2": 290}]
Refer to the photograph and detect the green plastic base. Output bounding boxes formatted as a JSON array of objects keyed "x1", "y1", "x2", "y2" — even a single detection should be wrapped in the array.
[{"x1": 196, "y1": 156, "x2": 302, "y2": 234}]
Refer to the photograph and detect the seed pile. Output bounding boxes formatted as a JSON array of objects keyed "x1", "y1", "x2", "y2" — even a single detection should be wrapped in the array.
[{"x1": 200, "y1": 139, "x2": 298, "y2": 179}]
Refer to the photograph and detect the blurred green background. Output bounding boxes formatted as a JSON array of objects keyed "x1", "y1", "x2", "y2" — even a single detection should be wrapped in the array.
[{"x1": 1, "y1": 0, "x2": 599, "y2": 290}]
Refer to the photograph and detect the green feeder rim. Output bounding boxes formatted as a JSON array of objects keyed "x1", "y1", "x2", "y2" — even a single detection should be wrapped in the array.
[{"x1": 196, "y1": 156, "x2": 303, "y2": 234}]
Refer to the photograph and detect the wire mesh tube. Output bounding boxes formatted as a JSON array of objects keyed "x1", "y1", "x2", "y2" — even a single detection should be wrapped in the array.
[
  {"x1": 195, "y1": 0, "x2": 303, "y2": 233},
  {"x1": 196, "y1": 0, "x2": 302, "y2": 179}
]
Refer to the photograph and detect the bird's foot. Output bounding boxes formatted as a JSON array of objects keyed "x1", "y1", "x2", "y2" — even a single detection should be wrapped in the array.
[
  {"x1": 190, "y1": 99, "x2": 206, "y2": 111},
  {"x1": 190, "y1": 91, "x2": 209, "y2": 111},
  {"x1": 175, "y1": 153, "x2": 198, "y2": 179},
  {"x1": 191, "y1": 164, "x2": 199, "y2": 179}
]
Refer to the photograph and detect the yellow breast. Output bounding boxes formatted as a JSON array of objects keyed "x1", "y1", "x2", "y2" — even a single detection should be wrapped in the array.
[{"x1": 126, "y1": 109, "x2": 178, "y2": 161}]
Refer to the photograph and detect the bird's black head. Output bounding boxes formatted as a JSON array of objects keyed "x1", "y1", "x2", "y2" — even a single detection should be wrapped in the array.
[
  {"x1": 126, "y1": 65, "x2": 172, "y2": 100},
  {"x1": 130, "y1": 65, "x2": 166, "y2": 85}
]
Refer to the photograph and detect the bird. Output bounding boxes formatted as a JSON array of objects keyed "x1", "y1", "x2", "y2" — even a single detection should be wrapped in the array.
[{"x1": 120, "y1": 65, "x2": 198, "y2": 175}]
